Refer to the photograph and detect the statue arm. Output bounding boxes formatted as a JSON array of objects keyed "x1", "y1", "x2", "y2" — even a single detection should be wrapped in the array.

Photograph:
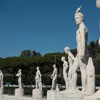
[
  {"x1": 69, "y1": 52, "x2": 75, "y2": 61},
  {"x1": 16, "y1": 72, "x2": 21, "y2": 77},
  {"x1": 80, "y1": 25, "x2": 86, "y2": 57}
]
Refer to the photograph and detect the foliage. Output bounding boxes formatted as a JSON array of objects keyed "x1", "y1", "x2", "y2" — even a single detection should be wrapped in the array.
[{"x1": 0, "y1": 41, "x2": 100, "y2": 86}]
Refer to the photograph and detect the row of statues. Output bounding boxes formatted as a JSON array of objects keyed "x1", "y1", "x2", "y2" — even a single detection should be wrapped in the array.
[
  {"x1": 0, "y1": 6, "x2": 96, "y2": 95},
  {"x1": 50, "y1": 6, "x2": 95, "y2": 95}
]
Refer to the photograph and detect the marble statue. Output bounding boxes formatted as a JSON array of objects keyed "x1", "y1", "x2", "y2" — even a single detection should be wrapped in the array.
[
  {"x1": 71, "y1": 6, "x2": 89, "y2": 92},
  {"x1": 96, "y1": 0, "x2": 100, "y2": 8},
  {"x1": 99, "y1": 38, "x2": 100, "y2": 47},
  {"x1": 64, "y1": 47, "x2": 75, "y2": 91},
  {"x1": 51, "y1": 64, "x2": 57, "y2": 90},
  {"x1": 0, "y1": 70, "x2": 3, "y2": 88},
  {"x1": 16, "y1": 69, "x2": 22, "y2": 88},
  {"x1": 61, "y1": 56, "x2": 69, "y2": 90},
  {"x1": 35, "y1": 67, "x2": 42, "y2": 90},
  {"x1": 86, "y1": 57, "x2": 95, "y2": 94}
]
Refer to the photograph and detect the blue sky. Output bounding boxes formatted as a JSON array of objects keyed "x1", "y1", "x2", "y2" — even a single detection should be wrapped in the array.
[{"x1": 0, "y1": 0, "x2": 100, "y2": 58}]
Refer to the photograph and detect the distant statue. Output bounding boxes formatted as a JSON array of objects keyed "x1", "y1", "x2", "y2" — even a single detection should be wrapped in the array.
[
  {"x1": 86, "y1": 57, "x2": 95, "y2": 94},
  {"x1": 61, "y1": 56, "x2": 69, "y2": 90},
  {"x1": 16, "y1": 69, "x2": 22, "y2": 88},
  {"x1": 35, "y1": 67, "x2": 42, "y2": 90},
  {"x1": 98, "y1": 38, "x2": 100, "y2": 47},
  {"x1": 96, "y1": 0, "x2": 100, "y2": 8},
  {"x1": 51, "y1": 64, "x2": 57, "y2": 90},
  {"x1": 64, "y1": 47, "x2": 75, "y2": 91},
  {"x1": 0, "y1": 70, "x2": 3, "y2": 88},
  {"x1": 71, "y1": 6, "x2": 89, "y2": 92}
]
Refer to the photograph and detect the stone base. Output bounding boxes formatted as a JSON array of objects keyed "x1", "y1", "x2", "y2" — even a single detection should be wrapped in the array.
[
  {"x1": 84, "y1": 89, "x2": 100, "y2": 100},
  {"x1": 0, "y1": 88, "x2": 3, "y2": 95},
  {"x1": 32, "y1": 89, "x2": 42, "y2": 99},
  {"x1": 47, "y1": 90, "x2": 92, "y2": 100},
  {"x1": 47, "y1": 90, "x2": 57, "y2": 100},
  {"x1": 0, "y1": 95, "x2": 46, "y2": 100},
  {"x1": 15, "y1": 88, "x2": 24, "y2": 97}
]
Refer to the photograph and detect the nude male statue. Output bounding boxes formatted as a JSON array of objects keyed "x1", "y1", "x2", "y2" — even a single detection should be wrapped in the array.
[
  {"x1": 71, "y1": 6, "x2": 89, "y2": 92},
  {"x1": 16, "y1": 69, "x2": 22, "y2": 88},
  {"x1": 0, "y1": 70, "x2": 3, "y2": 88},
  {"x1": 35, "y1": 67, "x2": 42, "y2": 90},
  {"x1": 51, "y1": 64, "x2": 57, "y2": 90},
  {"x1": 61, "y1": 56, "x2": 69, "y2": 90}
]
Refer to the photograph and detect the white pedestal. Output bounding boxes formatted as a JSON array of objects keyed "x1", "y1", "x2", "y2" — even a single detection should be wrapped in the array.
[
  {"x1": 15, "y1": 88, "x2": 24, "y2": 97},
  {"x1": 47, "y1": 90, "x2": 57, "y2": 100},
  {"x1": 47, "y1": 90, "x2": 91, "y2": 100},
  {"x1": 0, "y1": 88, "x2": 3, "y2": 95},
  {"x1": 32, "y1": 89, "x2": 42, "y2": 99},
  {"x1": 84, "y1": 89, "x2": 100, "y2": 100}
]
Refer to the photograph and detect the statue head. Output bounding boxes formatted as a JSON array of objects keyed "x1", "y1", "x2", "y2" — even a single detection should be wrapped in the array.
[
  {"x1": 37, "y1": 67, "x2": 39, "y2": 70},
  {"x1": 75, "y1": 6, "x2": 84, "y2": 25},
  {"x1": 61, "y1": 56, "x2": 65, "y2": 62},
  {"x1": 18, "y1": 69, "x2": 21, "y2": 72},
  {"x1": 53, "y1": 64, "x2": 56, "y2": 68},
  {"x1": 64, "y1": 47, "x2": 70, "y2": 54},
  {"x1": 96, "y1": 0, "x2": 100, "y2": 8}
]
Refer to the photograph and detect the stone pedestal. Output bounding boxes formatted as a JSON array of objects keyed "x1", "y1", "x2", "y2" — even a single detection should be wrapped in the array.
[
  {"x1": 15, "y1": 88, "x2": 24, "y2": 97},
  {"x1": 0, "y1": 88, "x2": 3, "y2": 95},
  {"x1": 47, "y1": 90, "x2": 92, "y2": 100},
  {"x1": 84, "y1": 89, "x2": 100, "y2": 100},
  {"x1": 47, "y1": 90, "x2": 57, "y2": 100},
  {"x1": 32, "y1": 89, "x2": 42, "y2": 99}
]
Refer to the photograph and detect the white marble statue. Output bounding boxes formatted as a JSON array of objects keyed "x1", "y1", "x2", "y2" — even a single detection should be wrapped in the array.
[
  {"x1": 35, "y1": 67, "x2": 42, "y2": 90},
  {"x1": 51, "y1": 64, "x2": 57, "y2": 90},
  {"x1": 61, "y1": 56, "x2": 69, "y2": 90},
  {"x1": 0, "y1": 70, "x2": 3, "y2": 88},
  {"x1": 99, "y1": 38, "x2": 100, "y2": 47},
  {"x1": 71, "y1": 6, "x2": 89, "y2": 92},
  {"x1": 96, "y1": 0, "x2": 100, "y2": 8},
  {"x1": 16, "y1": 69, "x2": 22, "y2": 88},
  {"x1": 64, "y1": 47, "x2": 75, "y2": 91},
  {"x1": 86, "y1": 57, "x2": 95, "y2": 94}
]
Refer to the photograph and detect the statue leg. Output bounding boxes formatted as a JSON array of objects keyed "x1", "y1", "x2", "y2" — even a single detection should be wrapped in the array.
[
  {"x1": 36, "y1": 80, "x2": 38, "y2": 89},
  {"x1": 52, "y1": 79, "x2": 55, "y2": 90},
  {"x1": 19, "y1": 78, "x2": 21, "y2": 88},
  {"x1": 68, "y1": 67, "x2": 72, "y2": 90},
  {"x1": 52, "y1": 77, "x2": 56, "y2": 90},
  {"x1": 71, "y1": 56, "x2": 79, "y2": 91},
  {"x1": 79, "y1": 59, "x2": 87, "y2": 92},
  {"x1": 39, "y1": 81, "x2": 42, "y2": 90}
]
